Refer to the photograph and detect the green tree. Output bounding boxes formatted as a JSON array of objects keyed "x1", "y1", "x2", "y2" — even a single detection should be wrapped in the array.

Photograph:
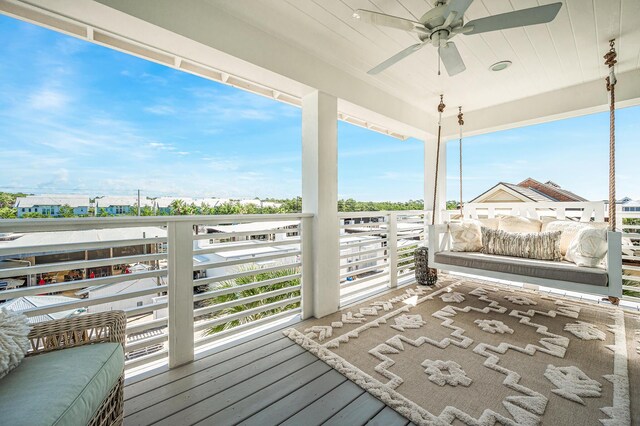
[
  {"x1": 446, "y1": 200, "x2": 459, "y2": 210},
  {"x1": 202, "y1": 266, "x2": 301, "y2": 335},
  {"x1": 0, "y1": 207, "x2": 16, "y2": 219},
  {"x1": 21, "y1": 212, "x2": 47, "y2": 218},
  {"x1": 58, "y1": 204, "x2": 76, "y2": 218}
]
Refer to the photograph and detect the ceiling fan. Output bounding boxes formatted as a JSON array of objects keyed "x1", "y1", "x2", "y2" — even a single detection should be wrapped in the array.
[{"x1": 353, "y1": 0, "x2": 562, "y2": 76}]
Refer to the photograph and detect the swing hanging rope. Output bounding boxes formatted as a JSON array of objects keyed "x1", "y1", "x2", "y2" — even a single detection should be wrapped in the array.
[
  {"x1": 431, "y1": 95, "x2": 446, "y2": 226},
  {"x1": 604, "y1": 39, "x2": 617, "y2": 231},
  {"x1": 458, "y1": 106, "x2": 464, "y2": 217}
]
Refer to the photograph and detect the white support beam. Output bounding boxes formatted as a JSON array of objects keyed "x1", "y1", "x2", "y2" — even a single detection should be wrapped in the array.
[
  {"x1": 424, "y1": 139, "x2": 448, "y2": 225},
  {"x1": 302, "y1": 91, "x2": 340, "y2": 318},
  {"x1": 441, "y1": 70, "x2": 640, "y2": 139}
]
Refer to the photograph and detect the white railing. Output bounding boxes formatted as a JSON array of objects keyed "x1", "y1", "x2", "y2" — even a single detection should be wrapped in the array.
[
  {"x1": 459, "y1": 201, "x2": 606, "y2": 222},
  {"x1": 619, "y1": 210, "x2": 640, "y2": 302},
  {"x1": 0, "y1": 214, "x2": 311, "y2": 374},
  {"x1": 337, "y1": 210, "x2": 426, "y2": 304}
]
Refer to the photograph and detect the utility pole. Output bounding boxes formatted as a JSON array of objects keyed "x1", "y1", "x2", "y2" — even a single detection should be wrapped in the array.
[{"x1": 137, "y1": 189, "x2": 141, "y2": 216}]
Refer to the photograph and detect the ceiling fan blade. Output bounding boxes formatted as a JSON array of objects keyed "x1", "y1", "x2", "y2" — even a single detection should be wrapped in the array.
[
  {"x1": 368, "y1": 43, "x2": 426, "y2": 75},
  {"x1": 439, "y1": 42, "x2": 466, "y2": 76},
  {"x1": 443, "y1": 0, "x2": 473, "y2": 20},
  {"x1": 462, "y1": 2, "x2": 562, "y2": 35},
  {"x1": 353, "y1": 9, "x2": 429, "y2": 34}
]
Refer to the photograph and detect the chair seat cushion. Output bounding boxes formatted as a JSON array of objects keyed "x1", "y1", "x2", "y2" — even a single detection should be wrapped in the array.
[
  {"x1": 434, "y1": 251, "x2": 608, "y2": 287},
  {"x1": 0, "y1": 342, "x2": 124, "y2": 426}
]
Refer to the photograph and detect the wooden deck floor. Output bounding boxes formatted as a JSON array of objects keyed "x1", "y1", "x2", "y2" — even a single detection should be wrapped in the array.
[{"x1": 123, "y1": 325, "x2": 411, "y2": 426}]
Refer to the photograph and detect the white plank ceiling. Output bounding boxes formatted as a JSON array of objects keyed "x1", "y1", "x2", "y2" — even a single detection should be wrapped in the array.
[{"x1": 210, "y1": 0, "x2": 639, "y2": 116}]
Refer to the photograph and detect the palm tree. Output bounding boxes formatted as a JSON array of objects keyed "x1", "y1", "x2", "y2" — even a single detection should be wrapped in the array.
[{"x1": 202, "y1": 266, "x2": 301, "y2": 335}]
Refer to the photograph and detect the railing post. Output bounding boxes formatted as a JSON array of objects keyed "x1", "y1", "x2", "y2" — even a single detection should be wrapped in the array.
[
  {"x1": 167, "y1": 221, "x2": 194, "y2": 368},
  {"x1": 301, "y1": 216, "x2": 314, "y2": 319},
  {"x1": 388, "y1": 212, "x2": 398, "y2": 288}
]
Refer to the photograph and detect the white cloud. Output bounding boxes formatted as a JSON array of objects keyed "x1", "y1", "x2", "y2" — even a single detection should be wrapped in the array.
[
  {"x1": 144, "y1": 105, "x2": 176, "y2": 115},
  {"x1": 28, "y1": 89, "x2": 70, "y2": 110}
]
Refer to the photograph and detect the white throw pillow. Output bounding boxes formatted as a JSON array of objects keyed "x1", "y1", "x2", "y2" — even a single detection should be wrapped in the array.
[
  {"x1": 498, "y1": 216, "x2": 542, "y2": 234},
  {"x1": 566, "y1": 227, "x2": 608, "y2": 268},
  {"x1": 478, "y1": 218, "x2": 499, "y2": 230},
  {"x1": 0, "y1": 309, "x2": 31, "y2": 379},
  {"x1": 544, "y1": 220, "x2": 608, "y2": 256},
  {"x1": 449, "y1": 220, "x2": 483, "y2": 252}
]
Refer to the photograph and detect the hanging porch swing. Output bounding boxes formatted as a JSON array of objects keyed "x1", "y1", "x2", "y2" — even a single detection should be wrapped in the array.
[{"x1": 423, "y1": 41, "x2": 623, "y2": 304}]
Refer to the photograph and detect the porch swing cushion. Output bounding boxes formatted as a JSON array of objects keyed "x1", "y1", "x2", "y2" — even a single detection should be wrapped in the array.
[{"x1": 434, "y1": 251, "x2": 608, "y2": 287}]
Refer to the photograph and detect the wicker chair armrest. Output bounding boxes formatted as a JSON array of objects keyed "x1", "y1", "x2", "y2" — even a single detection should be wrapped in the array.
[{"x1": 27, "y1": 310, "x2": 126, "y2": 356}]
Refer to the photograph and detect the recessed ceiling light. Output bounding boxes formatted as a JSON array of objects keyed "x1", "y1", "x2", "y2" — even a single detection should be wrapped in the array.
[{"x1": 489, "y1": 60, "x2": 512, "y2": 71}]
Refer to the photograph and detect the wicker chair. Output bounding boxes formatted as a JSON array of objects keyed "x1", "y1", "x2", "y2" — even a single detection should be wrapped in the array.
[{"x1": 26, "y1": 311, "x2": 127, "y2": 426}]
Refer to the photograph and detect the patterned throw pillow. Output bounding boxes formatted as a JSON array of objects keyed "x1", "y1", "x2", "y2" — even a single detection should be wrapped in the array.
[
  {"x1": 544, "y1": 220, "x2": 608, "y2": 256},
  {"x1": 481, "y1": 227, "x2": 562, "y2": 261},
  {"x1": 449, "y1": 220, "x2": 483, "y2": 252},
  {"x1": 565, "y1": 227, "x2": 608, "y2": 267},
  {"x1": 0, "y1": 309, "x2": 31, "y2": 379}
]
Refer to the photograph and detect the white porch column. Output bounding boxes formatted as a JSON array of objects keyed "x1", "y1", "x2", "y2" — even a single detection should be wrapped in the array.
[
  {"x1": 167, "y1": 221, "x2": 194, "y2": 368},
  {"x1": 302, "y1": 91, "x2": 340, "y2": 318},
  {"x1": 424, "y1": 139, "x2": 448, "y2": 224}
]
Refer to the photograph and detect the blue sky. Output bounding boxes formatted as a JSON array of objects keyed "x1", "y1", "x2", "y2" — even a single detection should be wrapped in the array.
[{"x1": 0, "y1": 14, "x2": 637, "y2": 202}]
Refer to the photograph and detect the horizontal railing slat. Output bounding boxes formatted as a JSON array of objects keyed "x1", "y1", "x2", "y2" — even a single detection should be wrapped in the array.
[
  {"x1": 17, "y1": 285, "x2": 167, "y2": 317},
  {"x1": 340, "y1": 254, "x2": 389, "y2": 269},
  {"x1": 193, "y1": 227, "x2": 299, "y2": 241},
  {"x1": 0, "y1": 237, "x2": 167, "y2": 257},
  {"x1": 194, "y1": 238, "x2": 300, "y2": 254},
  {"x1": 125, "y1": 349, "x2": 169, "y2": 370},
  {"x1": 193, "y1": 262, "x2": 301, "y2": 286},
  {"x1": 125, "y1": 333, "x2": 168, "y2": 353},
  {"x1": 194, "y1": 308, "x2": 301, "y2": 348},
  {"x1": 192, "y1": 250, "x2": 300, "y2": 271},
  {"x1": 194, "y1": 296, "x2": 301, "y2": 332},
  {"x1": 126, "y1": 318, "x2": 168, "y2": 335},
  {"x1": 194, "y1": 284, "x2": 301, "y2": 318},
  {"x1": 0, "y1": 253, "x2": 166, "y2": 279},
  {"x1": 340, "y1": 263, "x2": 388, "y2": 279},
  {"x1": 0, "y1": 269, "x2": 166, "y2": 301},
  {"x1": 193, "y1": 273, "x2": 301, "y2": 302}
]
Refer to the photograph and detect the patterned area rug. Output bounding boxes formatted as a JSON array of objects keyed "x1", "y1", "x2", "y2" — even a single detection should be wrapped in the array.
[{"x1": 284, "y1": 275, "x2": 640, "y2": 425}]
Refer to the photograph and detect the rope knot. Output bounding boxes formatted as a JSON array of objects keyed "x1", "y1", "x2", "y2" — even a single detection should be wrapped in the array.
[
  {"x1": 457, "y1": 106, "x2": 464, "y2": 126},
  {"x1": 437, "y1": 94, "x2": 445, "y2": 113},
  {"x1": 604, "y1": 39, "x2": 617, "y2": 68}
]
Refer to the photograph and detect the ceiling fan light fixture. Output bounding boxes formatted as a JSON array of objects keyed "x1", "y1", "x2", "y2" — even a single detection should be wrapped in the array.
[{"x1": 489, "y1": 60, "x2": 512, "y2": 71}]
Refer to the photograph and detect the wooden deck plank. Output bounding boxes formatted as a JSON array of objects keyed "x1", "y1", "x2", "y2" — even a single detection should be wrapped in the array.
[
  {"x1": 124, "y1": 336, "x2": 295, "y2": 416},
  {"x1": 323, "y1": 392, "x2": 386, "y2": 426},
  {"x1": 126, "y1": 344, "x2": 311, "y2": 425},
  {"x1": 238, "y1": 369, "x2": 347, "y2": 426},
  {"x1": 280, "y1": 380, "x2": 365, "y2": 426},
  {"x1": 365, "y1": 406, "x2": 410, "y2": 426},
  {"x1": 193, "y1": 360, "x2": 333, "y2": 425},
  {"x1": 148, "y1": 351, "x2": 318, "y2": 425},
  {"x1": 125, "y1": 329, "x2": 289, "y2": 399}
]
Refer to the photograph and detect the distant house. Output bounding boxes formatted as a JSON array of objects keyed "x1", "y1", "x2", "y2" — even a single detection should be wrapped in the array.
[
  {"x1": 95, "y1": 196, "x2": 153, "y2": 215},
  {"x1": 76, "y1": 276, "x2": 164, "y2": 313},
  {"x1": 619, "y1": 198, "x2": 640, "y2": 212},
  {"x1": 0, "y1": 295, "x2": 85, "y2": 324},
  {"x1": 469, "y1": 178, "x2": 587, "y2": 203},
  {"x1": 15, "y1": 195, "x2": 90, "y2": 217}
]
